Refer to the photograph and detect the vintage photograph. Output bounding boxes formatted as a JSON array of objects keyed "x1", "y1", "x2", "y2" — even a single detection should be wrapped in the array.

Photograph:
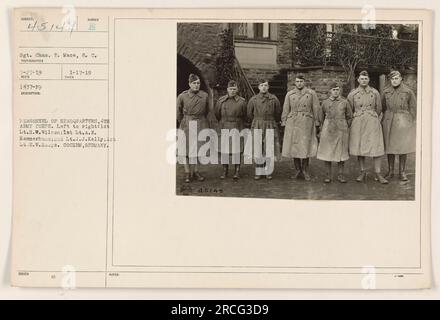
[
  {"x1": 9, "y1": 7, "x2": 433, "y2": 291},
  {"x1": 176, "y1": 22, "x2": 419, "y2": 200}
]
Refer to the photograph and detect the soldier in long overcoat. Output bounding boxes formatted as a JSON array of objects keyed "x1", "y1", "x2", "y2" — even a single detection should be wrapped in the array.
[
  {"x1": 317, "y1": 82, "x2": 353, "y2": 183},
  {"x1": 281, "y1": 73, "x2": 320, "y2": 181},
  {"x1": 381, "y1": 70, "x2": 417, "y2": 181},
  {"x1": 177, "y1": 73, "x2": 209, "y2": 183},
  {"x1": 348, "y1": 70, "x2": 388, "y2": 184}
]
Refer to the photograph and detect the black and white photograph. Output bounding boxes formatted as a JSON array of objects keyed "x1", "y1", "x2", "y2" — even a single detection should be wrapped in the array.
[
  {"x1": 6, "y1": 6, "x2": 434, "y2": 292},
  {"x1": 176, "y1": 22, "x2": 419, "y2": 200}
]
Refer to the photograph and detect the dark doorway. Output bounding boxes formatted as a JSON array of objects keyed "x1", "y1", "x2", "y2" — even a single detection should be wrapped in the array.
[
  {"x1": 177, "y1": 54, "x2": 208, "y2": 96},
  {"x1": 367, "y1": 71, "x2": 381, "y2": 92}
]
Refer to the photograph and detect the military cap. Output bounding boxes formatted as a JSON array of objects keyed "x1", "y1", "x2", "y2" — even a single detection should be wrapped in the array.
[
  {"x1": 328, "y1": 82, "x2": 340, "y2": 89},
  {"x1": 388, "y1": 70, "x2": 402, "y2": 79},
  {"x1": 358, "y1": 70, "x2": 369, "y2": 77},
  {"x1": 227, "y1": 80, "x2": 238, "y2": 88},
  {"x1": 188, "y1": 73, "x2": 200, "y2": 83}
]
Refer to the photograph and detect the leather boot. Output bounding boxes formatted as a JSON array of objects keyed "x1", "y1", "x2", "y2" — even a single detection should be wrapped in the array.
[
  {"x1": 291, "y1": 158, "x2": 303, "y2": 179},
  {"x1": 337, "y1": 174, "x2": 347, "y2": 183},
  {"x1": 324, "y1": 162, "x2": 331, "y2": 183},
  {"x1": 375, "y1": 173, "x2": 389, "y2": 184},
  {"x1": 193, "y1": 172, "x2": 205, "y2": 182},
  {"x1": 356, "y1": 171, "x2": 367, "y2": 182},
  {"x1": 385, "y1": 154, "x2": 395, "y2": 179},
  {"x1": 399, "y1": 155, "x2": 408, "y2": 181},
  {"x1": 302, "y1": 158, "x2": 311, "y2": 181},
  {"x1": 233, "y1": 165, "x2": 240, "y2": 180},
  {"x1": 220, "y1": 165, "x2": 228, "y2": 179},
  {"x1": 399, "y1": 172, "x2": 408, "y2": 181},
  {"x1": 337, "y1": 162, "x2": 346, "y2": 183}
]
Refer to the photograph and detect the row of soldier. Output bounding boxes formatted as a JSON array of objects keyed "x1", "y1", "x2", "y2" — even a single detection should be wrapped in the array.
[{"x1": 176, "y1": 70, "x2": 416, "y2": 184}]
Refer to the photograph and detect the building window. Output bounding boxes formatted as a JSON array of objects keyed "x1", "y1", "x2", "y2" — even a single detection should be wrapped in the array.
[
  {"x1": 232, "y1": 23, "x2": 272, "y2": 40},
  {"x1": 234, "y1": 23, "x2": 249, "y2": 37},
  {"x1": 326, "y1": 24, "x2": 334, "y2": 33},
  {"x1": 255, "y1": 23, "x2": 270, "y2": 38}
]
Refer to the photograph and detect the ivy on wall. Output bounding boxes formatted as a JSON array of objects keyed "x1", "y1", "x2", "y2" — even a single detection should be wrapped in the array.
[
  {"x1": 294, "y1": 24, "x2": 418, "y2": 90},
  {"x1": 293, "y1": 24, "x2": 327, "y2": 67},
  {"x1": 215, "y1": 28, "x2": 235, "y2": 88}
]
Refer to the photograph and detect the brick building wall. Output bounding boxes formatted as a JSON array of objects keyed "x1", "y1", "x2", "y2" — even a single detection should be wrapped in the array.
[
  {"x1": 177, "y1": 23, "x2": 226, "y2": 86},
  {"x1": 242, "y1": 67, "x2": 280, "y2": 88},
  {"x1": 277, "y1": 24, "x2": 295, "y2": 68},
  {"x1": 287, "y1": 67, "x2": 348, "y2": 100},
  {"x1": 177, "y1": 23, "x2": 418, "y2": 105},
  {"x1": 238, "y1": 23, "x2": 295, "y2": 89},
  {"x1": 287, "y1": 68, "x2": 418, "y2": 101}
]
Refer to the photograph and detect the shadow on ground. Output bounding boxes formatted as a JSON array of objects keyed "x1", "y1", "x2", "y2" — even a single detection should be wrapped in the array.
[{"x1": 176, "y1": 154, "x2": 415, "y2": 200}]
